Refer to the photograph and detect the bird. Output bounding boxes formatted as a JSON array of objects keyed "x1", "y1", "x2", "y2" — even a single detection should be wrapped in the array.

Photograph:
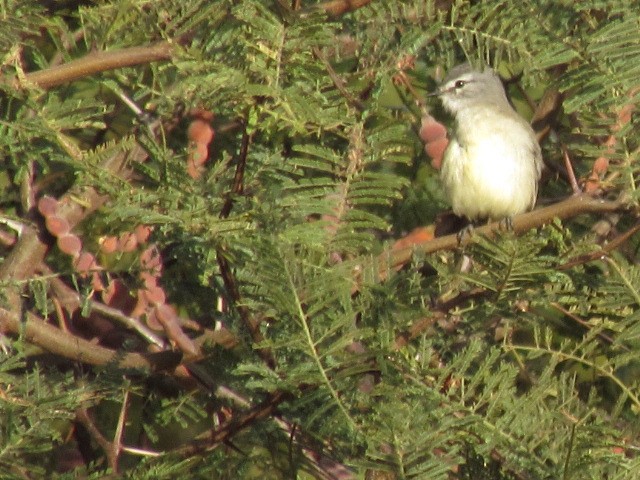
[{"x1": 432, "y1": 63, "x2": 542, "y2": 223}]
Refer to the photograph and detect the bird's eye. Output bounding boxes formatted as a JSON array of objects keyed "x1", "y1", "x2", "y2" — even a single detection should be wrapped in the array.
[{"x1": 454, "y1": 80, "x2": 466, "y2": 89}]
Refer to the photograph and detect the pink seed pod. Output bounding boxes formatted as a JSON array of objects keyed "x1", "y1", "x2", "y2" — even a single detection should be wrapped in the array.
[
  {"x1": 144, "y1": 284, "x2": 166, "y2": 305},
  {"x1": 91, "y1": 272, "x2": 105, "y2": 292},
  {"x1": 130, "y1": 293, "x2": 150, "y2": 319},
  {"x1": 99, "y1": 236, "x2": 118, "y2": 254},
  {"x1": 134, "y1": 225, "x2": 152, "y2": 243},
  {"x1": 140, "y1": 271, "x2": 157, "y2": 288},
  {"x1": 74, "y1": 252, "x2": 97, "y2": 273},
  {"x1": 140, "y1": 246, "x2": 162, "y2": 273},
  {"x1": 419, "y1": 115, "x2": 447, "y2": 143},
  {"x1": 118, "y1": 232, "x2": 138, "y2": 252},
  {"x1": 45, "y1": 216, "x2": 70, "y2": 237},
  {"x1": 37, "y1": 196, "x2": 59, "y2": 217},
  {"x1": 57, "y1": 234, "x2": 82, "y2": 256},
  {"x1": 145, "y1": 307, "x2": 163, "y2": 331},
  {"x1": 154, "y1": 304, "x2": 199, "y2": 357},
  {"x1": 420, "y1": 115, "x2": 449, "y2": 170}
]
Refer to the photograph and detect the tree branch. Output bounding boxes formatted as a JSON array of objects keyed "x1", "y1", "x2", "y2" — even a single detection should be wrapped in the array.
[
  {"x1": 22, "y1": 42, "x2": 174, "y2": 90},
  {"x1": 47, "y1": 272, "x2": 166, "y2": 348},
  {"x1": 76, "y1": 408, "x2": 118, "y2": 472},
  {"x1": 0, "y1": 307, "x2": 178, "y2": 371},
  {"x1": 217, "y1": 122, "x2": 276, "y2": 368},
  {"x1": 376, "y1": 193, "x2": 629, "y2": 284}
]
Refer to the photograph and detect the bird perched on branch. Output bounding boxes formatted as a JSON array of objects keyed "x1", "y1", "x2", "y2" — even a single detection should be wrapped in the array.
[{"x1": 430, "y1": 63, "x2": 542, "y2": 222}]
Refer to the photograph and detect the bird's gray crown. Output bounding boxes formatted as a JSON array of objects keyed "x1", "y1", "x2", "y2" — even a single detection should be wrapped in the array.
[{"x1": 437, "y1": 63, "x2": 511, "y2": 114}]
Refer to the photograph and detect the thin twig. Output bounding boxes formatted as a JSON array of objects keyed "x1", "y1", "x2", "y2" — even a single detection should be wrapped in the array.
[
  {"x1": 76, "y1": 407, "x2": 118, "y2": 472},
  {"x1": 313, "y1": 46, "x2": 364, "y2": 111},
  {"x1": 549, "y1": 302, "x2": 621, "y2": 348},
  {"x1": 558, "y1": 220, "x2": 640, "y2": 270},
  {"x1": 216, "y1": 122, "x2": 276, "y2": 368},
  {"x1": 112, "y1": 389, "x2": 130, "y2": 469},
  {"x1": 561, "y1": 144, "x2": 581, "y2": 194},
  {"x1": 180, "y1": 391, "x2": 290, "y2": 455},
  {"x1": 220, "y1": 120, "x2": 250, "y2": 218},
  {"x1": 46, "y1": 272, "x2": 166, "y2": 348},
  {"x1": 216, "y1": 255, "x2": 276, "y2": 368}
]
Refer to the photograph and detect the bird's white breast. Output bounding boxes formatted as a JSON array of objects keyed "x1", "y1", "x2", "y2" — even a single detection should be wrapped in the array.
[{"x1": 440, "y1": 107, "x2": 541, "y2": 221}]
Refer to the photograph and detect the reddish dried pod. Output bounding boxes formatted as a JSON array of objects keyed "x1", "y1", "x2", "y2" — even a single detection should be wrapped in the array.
[
  {"x1": 74, "y1": 252, "x2": 97, "y2": 273},
  {"x1": 140, "y1": 271, "x2": 158, "y2": 289},
  {"x1": 101, "y1": 279, "x2": 136, "y2": 312},
  {"x1": 593, "y1": 156, "x2": 609, "y2": 176},
  {"x1": 145, "y1": 307, "x2": 164, "y2": 331},
  {"x1": 425, "y1": 138, "x2": 449, "y2": 169},
  {"x1": 130, "y1": 294, "x2": 150, "y2": 319},
  {"x1": 419, "y1": 115, "x2": 447, "y2": 143},
  {"x1": 585, "y1": 156, "x2": 611, "y2": 193},
  {"x1": 45, "y1": 215, "x2": 70, "y2": 237},
  {"x1": 101, "y1": 280, "x2": 117, "y2": 305},
  {"x1": 420, "y1": 116, "x2": 449, "y2": 170},
  {"x1": 140, "y1": 246, "x2": 162, "y2": 271},
  {"x1": 187, "y1": 143, "x2": 209, "y2": 179},
  {"x1": 187, "y1": 119, "x2": 215, "y2": 145},
  {"x1": 37, "y1": 196, "x2": 59, "y2": 217},
  {"x1": 144, "y1": 284, "x2": 166, "y2": 304},
  {"x1": 186, "y1": 110, "x2": 215, "y2": 180},
  {"x1": 91, "y1": 272, "x2": 105, "y2": 292},
  {"x1": 100, "y1": 236, "x2": 118, "y2": 254},
  {"x1": 118, "y1": 232, "x2": 138, "y2": 252},
  {"x1": 134, "y1": 225, "x2": 152, "y2": 244},
  {"x1": 57, "y1": 234, "x2": 82, "y2": 256},
  {"x1": 154, "y1": 304, "x2": 199, "y2": 357},
  {"x1": 189, "y1": 107, "x2": 214, "y2": 122}
]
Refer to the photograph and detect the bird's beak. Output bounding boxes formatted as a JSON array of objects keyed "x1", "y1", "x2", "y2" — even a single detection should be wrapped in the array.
[{"x1": 425, "y1": 89, "x2": 442, "y2": 98}]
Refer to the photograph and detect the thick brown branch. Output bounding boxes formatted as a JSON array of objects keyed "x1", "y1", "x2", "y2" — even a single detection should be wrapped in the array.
[
  {"x1": 376, "y1": 194, "x2": 628, "y2": 284},
  {"x1": 0, "y1": 307, "x2": 178, "y2": 371},
  {"x1": 23, "y1": 42, "x2": 174, "y2": 90},
  {"x1": 0, "y1": 226, "x2": 48, "y2": 282},
  {"x1": 0, "y1": 226, "x2": 49, "y2": 312}
]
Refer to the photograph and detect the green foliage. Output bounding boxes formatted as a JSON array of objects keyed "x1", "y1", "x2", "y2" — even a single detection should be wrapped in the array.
[
  {"x1": 0, "y1": 355, "x2": 98, "y2": 478},
  {"x1": 0, "y1": 0, "x2": 639, "y2": 478}
]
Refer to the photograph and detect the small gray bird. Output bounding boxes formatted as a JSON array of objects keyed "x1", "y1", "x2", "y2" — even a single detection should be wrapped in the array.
[{"x1": 434, "y1": 63, "x2": 542, "y2": 221}]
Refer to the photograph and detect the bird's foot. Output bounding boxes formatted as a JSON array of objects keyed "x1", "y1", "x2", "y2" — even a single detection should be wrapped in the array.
[
  {"x1": 456, "y1": 223, "x2": 476, "y2": 244},
  {"x1": 497, "y1": 216, "x2": 514, "y2": 232}
]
